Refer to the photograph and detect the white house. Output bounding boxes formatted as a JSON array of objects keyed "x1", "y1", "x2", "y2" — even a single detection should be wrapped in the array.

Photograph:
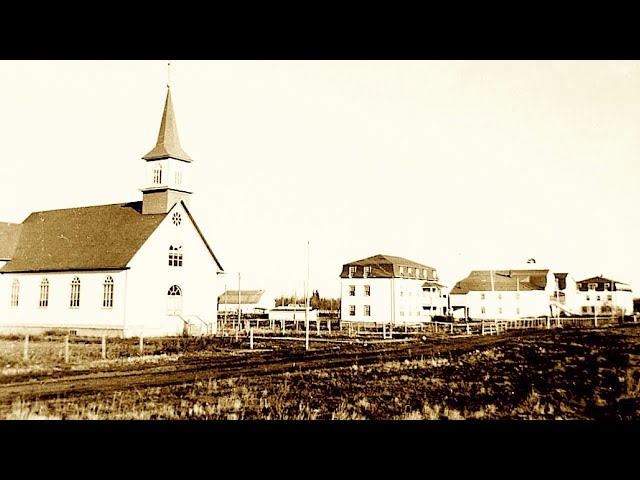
[
  {"x1": 574, "y1": 275, "x2": 633, "y2": 316},
  {"x1": 0, "y1": 85, "x2": 224, "y2": 338},
  {"x1": 449, "y1": 267, "x2": 578, "y2": 320},
  {"x1": 218, "y1": 289, "x2": 275, "y2": 316},
  {"x1": 339, "y1": 254, "x2": 448, "y2": 325}
]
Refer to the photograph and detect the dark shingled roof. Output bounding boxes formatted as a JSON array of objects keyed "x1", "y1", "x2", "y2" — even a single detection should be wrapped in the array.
[
  {"x1": 0, "y1": 222, "x2": 23, "y2": 260},
  {"x1": 575, "y1": 275, "x2": 632, "y2": 292},
  {"x1": 142, "y1": 88, "x2": 192, "y2": 162},
  {"x1": 0, "y1": 202, "x2": 166, "y2": 273},
  {"x1": 218, "y1": 290, "x2": 266, "y2": 304},
  {"x1": 339, "y1": 254, "x2": 437, "y2": 279},
  {"x1": 450, "y1": 269, "x2": 550, "y2": 294}
]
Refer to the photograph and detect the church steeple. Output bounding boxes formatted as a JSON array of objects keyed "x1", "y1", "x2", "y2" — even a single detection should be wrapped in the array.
[
  {"x1": 141, "y1": 86, "x2": 193, "y2": 215},
  {"x1": 143, "y1": 87, "x2": 192, "y2": 162}
]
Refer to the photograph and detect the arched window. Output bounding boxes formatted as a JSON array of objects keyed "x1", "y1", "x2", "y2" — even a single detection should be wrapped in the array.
[
  {"x1": 168, "y1": 244, "x2": 183, "y2": 267},
  {"x1": 168, "y1": 285, "x2": 182, "y2": 296},
  {"x1": 70, "y1": 277, "x2": 81, "y2": 308},
  {"x1": 39, "y1": 278, "x2": 49, "y2": 308},
  {"x1": 153, "y1": 164, "x2": 163, "y2": 185},
  {"x1": 10, "y1": 279, "x2": 19, "y2": 307},
  {"x1": 167, "y1": 284, "x2": 182, "y2": 314},
  {"x1": 103, "y1": 276, "x2": 114, "y2": 308}
]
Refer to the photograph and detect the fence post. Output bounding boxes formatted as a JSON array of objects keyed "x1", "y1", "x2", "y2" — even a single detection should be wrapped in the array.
[
  {"x1": 466, "y1": 322, "x2": 470, "y2": 335},
  {"x1": 481, "y1": 321, "x2": 485, "y2": 336},
  {"x1": 546, "y1": 316, "x2": 550, "y2": 329},
  {"x1": 64, "y1": 335, "x2": 70, "y2": 363},
  {"x1": 494, "y1": 319, "x2": 498, "y2": 335},
  {"x1": 327, "y1": 318, "x2": 331, "y2": 333},
  {"x1": 139, "y1": 335, "x2": 144, "y2": 355},
  {"x1": 23, "y1": 333, "x2": 29, "y2": 361},
  {"x1": 450, "y1": 323, "x2": 453, "y2": 334},
  {"x1": 102, "y1": 335, "x2": 106, "y2": 360},
  {"x1": 249, "y1": 327, "x2": 254, "y2": 350}
]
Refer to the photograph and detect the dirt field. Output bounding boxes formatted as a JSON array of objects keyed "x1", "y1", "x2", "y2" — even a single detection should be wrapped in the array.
[{"x1": 1, "y1": 323, "x2": 639, "y2": 419}]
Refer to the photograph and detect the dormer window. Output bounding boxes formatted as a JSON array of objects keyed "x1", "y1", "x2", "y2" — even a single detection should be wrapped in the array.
[
  {"x1": 604, "y1": 283, "x2": 610, "y2": 291},
  {"x1": 588, "y1": 283, "x2": 597, "y2": 291},
  {"x1": 363, "y1": 266, "x2": 371, "y2": 278},
  {"x1": 408, "y1": 267, "x2": 413, "y2": 275},
  {"x1": 348, "y1": 266, "x2": 356, "y2": 278},
  {"x1": 399, "y1": 266, "x2": 404, "y2": 275}
]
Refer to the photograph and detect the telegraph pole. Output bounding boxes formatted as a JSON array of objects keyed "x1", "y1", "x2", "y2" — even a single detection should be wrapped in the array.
[{"x1": 305, "y1": 240, "x2": 310, "y2": 351}]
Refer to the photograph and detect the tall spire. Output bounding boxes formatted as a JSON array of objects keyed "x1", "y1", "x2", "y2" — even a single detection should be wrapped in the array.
[{"x1": 142, "y1": 87, "x2": 192, "y2": 162}]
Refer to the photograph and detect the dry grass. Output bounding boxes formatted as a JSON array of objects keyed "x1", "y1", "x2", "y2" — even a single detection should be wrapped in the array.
[{"x1": 3, "y1": 327, "x2": 640, "y2": 420}]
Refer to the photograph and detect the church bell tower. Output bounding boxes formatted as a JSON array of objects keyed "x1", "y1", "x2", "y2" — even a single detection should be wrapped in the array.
[{"x1": 141, "y1": 86, "x2": 193, "y2": 215}]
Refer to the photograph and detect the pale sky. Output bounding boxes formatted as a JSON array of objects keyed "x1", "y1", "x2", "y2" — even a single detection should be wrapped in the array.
[{"x1": 0, "y1": 60, "x2": 638, "y2": 299}]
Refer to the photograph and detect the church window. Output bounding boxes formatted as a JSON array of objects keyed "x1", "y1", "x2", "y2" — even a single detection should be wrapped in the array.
[
  {"x1": 174, "y1": 170, "x2": 182, "y2": 185},
  {"x1": 39, "y1": 278, "x2": 49, "y2": 308},
  {"x1": 10, "y1": 279, "x2": 19, "y2": 307},
  {"x1": 70, "y1": 277, "x2": 81, "y2": 308},
  {"x1": 169, "y1": 245, "x2": 183, "y2": 267},
  {"x1": 172, "y1": 212, "x2": 182, "y2": 226},
  {"x1": 153, "y1": 164, "x2": 163, "y2": 185},
  {"x1": 103, "y1": 276, "x2": 114, "y2": 308}
]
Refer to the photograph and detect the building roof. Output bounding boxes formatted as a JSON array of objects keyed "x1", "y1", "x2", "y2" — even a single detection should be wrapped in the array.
[
  {"x1": 0, "y1": 202, "x2": 165, "y2": 273},
  {"x1": 142, "y1": 87, "x2": 192, "y2": 162},
  {"x1": 339, "y1": 254, "x2": 436, "y2": 279},
  {"x1": 219, "y1": 290, "x2": 266, "y2": 305},
  {"x1": 0, "y1": 222, "x2": 23, "y2": 260},
  {"x1": 450, "y1": 269, "x2": 550, "y2": 294},
  {"x1": 0, "y1": 200, "x2": 223, "y2": 274},
  {"x1": 576, "y1": 275, "x2": 632, "y2": 292}
]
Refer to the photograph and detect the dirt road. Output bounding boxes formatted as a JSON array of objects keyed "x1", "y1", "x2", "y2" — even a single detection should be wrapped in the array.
[{"x1": 0, "y1": 329, "x2": 550, "y2": 405}]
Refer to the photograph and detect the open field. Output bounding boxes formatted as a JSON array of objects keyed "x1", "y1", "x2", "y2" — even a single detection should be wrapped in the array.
[{"x1": 1, "y1": 323, "x2": 639, "y2": 419}]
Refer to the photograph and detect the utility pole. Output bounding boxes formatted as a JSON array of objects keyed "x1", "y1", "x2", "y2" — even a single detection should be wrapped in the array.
[
  {"x1": 238, "y1": 272, "x2": 242, "y2": 333},
  {"x1": 305, "y1": 240, "x2": 310, "y2": 351}
]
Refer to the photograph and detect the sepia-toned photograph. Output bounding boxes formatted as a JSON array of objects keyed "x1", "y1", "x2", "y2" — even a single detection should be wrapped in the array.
[{"x1": 0, "y1": 59, "x2": 638, "y2": 421}]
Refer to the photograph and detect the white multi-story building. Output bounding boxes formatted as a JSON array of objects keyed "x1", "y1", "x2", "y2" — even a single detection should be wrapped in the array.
[
  {"x1": 0, "y1": 85, "x2": 224, "y2": 338},
  {"x1": 574, "y1": 276, "x2": 633, "y2": 316},
  {"x1": 449, "y1": 267, "x2": 578, "y2": 320},
  {"x1": 339, "y1": 254, "x2": 448, "y2": 325}
]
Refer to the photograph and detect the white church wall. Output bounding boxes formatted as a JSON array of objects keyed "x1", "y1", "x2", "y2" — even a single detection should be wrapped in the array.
[
  {"x1": 0, "y1": 270, "x2": 127, "y2": 336},
  {"x1": 124, "y1": 202, "x2": 223, "y2": 337}
]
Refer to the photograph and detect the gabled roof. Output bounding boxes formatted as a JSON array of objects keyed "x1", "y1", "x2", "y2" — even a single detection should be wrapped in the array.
[
  {"x1": 0, "y1": 202, "x2": 166, "y2": 273},
  {"x1": 576, "y1": 275, "x2": 618, "y2": 285},
  {"x1": 450, "y1": 269, "x2": 550, "y2": 294},
  {"x1": 142, "y1": 87, "x2": 192, "y2": 162},
  {"x1": 339, "y1": 253, "x2": 436, "y2": 279},
  {"x1": 576, "y1": 275, "x2": 632, "y2": 292},
  {"x1": 219, "y1": 290, "x2": 266, "y2": 305},
  {"x1": 180, "y1": 201, "x2": 223, "y2": 271},
  {"x1": 0, "y1": 222, "x2": 23, "y2": 260}
]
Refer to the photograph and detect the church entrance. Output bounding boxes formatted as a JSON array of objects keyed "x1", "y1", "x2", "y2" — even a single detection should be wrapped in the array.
[{"x1": 167, "y1": 285, "x2": 183, "y2": 314}]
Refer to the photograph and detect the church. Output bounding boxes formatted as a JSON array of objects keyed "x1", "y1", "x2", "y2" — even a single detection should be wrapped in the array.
[{"x1": 0, "y1": 84, "x2": 224, "y2": 338}]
